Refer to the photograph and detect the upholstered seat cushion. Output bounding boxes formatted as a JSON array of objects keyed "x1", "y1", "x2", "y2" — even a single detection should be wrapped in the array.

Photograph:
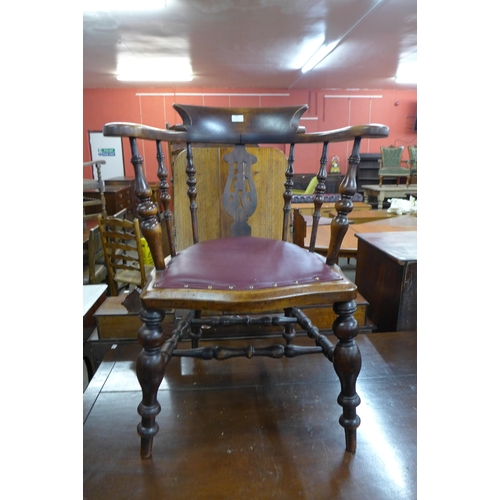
[{"x1": 153, "y1": 236, "x2": 342, "y2": 291}]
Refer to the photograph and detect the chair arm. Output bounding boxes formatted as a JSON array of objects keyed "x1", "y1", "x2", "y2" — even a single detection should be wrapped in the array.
[{"x1": 103, "y1": 122, "x2": 389, "y2": 145}]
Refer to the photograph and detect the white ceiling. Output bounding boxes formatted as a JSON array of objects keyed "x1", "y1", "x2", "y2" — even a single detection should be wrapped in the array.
[{"x1": 83, "y1": 0, "x2": 417, "y2": 91}]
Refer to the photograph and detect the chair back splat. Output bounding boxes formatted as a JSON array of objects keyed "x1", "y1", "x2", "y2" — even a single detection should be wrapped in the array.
[{"x1": 102, "y1": 104, "x2": 389, "y2": 460}]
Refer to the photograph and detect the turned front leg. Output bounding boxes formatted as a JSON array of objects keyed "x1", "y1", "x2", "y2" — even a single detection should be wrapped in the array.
[
  {"x1": 332, "y1": 299, "x2": 361, "y2": 453},
  {"x1": 136, "y1": 307, "x2": 167, "y2": 459},
  {"x1": 377, "y1": 192, "x2": 384, "y2": 209}
]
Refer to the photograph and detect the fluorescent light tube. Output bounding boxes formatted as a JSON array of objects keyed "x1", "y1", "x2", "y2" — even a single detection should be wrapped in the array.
[
  {"x1": 116, "y1": 57, "x2": 193, "y2": 82},
  {"x1": 301, "y1": 41, "x2": 338, "y2": 73},
  {"x1": 395, "y1": 62, "x2": 417, "y2": 84},
  {"x1": 117, "y1": 73, "x2": 193, "y2": 82},
  {"x1": 84, "y1": 0, "x2": 167, "y2": 11}
]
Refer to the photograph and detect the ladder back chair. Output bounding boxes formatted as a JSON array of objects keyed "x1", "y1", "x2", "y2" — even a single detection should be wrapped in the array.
[
  {"x1": 97, "y1": 214, "x2": 154, "y2": 296},
  {"x1": 102, "y1": 104, "x2": 389, "y2": 459},
  {"x1": 83, "y1": 225, "x2": 107, "y2": 285},
  {"x1": 83, "y1": 160, "x2": 107, "y2": 219}
]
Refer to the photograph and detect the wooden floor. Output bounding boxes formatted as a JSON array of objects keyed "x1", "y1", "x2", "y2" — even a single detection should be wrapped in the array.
[{"x1": 83, "y1": 331, "x2": 417, "y2": 500}]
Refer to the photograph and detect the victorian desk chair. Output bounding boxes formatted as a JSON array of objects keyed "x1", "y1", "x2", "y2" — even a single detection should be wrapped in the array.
[
  {"x1": 378, "y1": 145, "x2": 411, "y2": 186},
  {"x1": 102, "y1": 104, "x2": 389, "y2": 459}
]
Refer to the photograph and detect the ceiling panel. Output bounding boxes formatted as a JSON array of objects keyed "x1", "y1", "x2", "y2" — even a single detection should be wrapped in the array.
[{"x1": 83, "y1": 0, "x2": 417, "y2": 90}]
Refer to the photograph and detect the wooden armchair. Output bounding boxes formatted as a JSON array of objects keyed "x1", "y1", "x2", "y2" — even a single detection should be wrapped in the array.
[
  {"x1": 83, "y1": 160, "x2": 106, "y2": 219},
  {"x1": 378, "y1": 145, "x2": 411, "y2": 186},
  {"x1": 102, "y1": 104, "x2": 389, "y2": 459}
]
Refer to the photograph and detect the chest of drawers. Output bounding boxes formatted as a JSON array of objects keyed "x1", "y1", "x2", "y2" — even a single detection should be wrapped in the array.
[{"x1": 83, "y1": 184, "x2": 132, "y2": 216}]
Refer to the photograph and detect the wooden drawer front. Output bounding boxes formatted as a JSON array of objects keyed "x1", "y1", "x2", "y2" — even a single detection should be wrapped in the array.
[{"x1": 105, "y1": 187, "x2": 131, "y2": 215}]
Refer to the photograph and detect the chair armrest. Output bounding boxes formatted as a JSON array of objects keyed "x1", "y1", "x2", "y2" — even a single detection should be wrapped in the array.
[{"x1": 103, "y1": 121, "x2": 389, "y2": 145}]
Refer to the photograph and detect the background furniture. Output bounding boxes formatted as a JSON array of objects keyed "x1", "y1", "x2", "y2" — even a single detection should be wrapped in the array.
[
  {"x1": 363, "y1": 184, "x2": 417, "y2": 209},
  {"x1": 302, "y1": 214, "x2": 416, "y2": 260},
  {"x1": 98, "y1": 215, "x2": 154, "y2": 296},
  {"x1": 83, "y1": 160, "x2": 106, "y2": 220},
  {"x1": 292, "y1": 172, "x2": 344, "y2": 194},
  {"x1": 105, "y1": 176, "x2": 161, "y2": 216},
  {"x1": 83, "y1": 226, "x2": 107, "y2": 285},
  {"x1": 102, "y1": 103, "x2": 389, "y2": 460},
  {"x1": 83, "y1": 284, "x2": 108, "y2": 383},
  {"x1": 356, "y1": 153, "x2": 385, "y2": 194},
  {"x1": 344, "y1": 209, "x2": 398, "y2": 224},
  {"x1": 378, "y1": 145, "x2": 411, "y2": 186},
  {"x1": 355, "y1": 231, "x2": 417, "y2": 332},
  {"x1": 84, "y1": 184, "x2": 132, "y2": 216},
  {"x1": 292, "y1": 201, "x2": 371, "y2": 217},
  {"x1": 408, "y1": 145, "x2": 417, "y2": 181},
  {"x1": 291, "y1": 175, "x2": 318, "y2": 195}
]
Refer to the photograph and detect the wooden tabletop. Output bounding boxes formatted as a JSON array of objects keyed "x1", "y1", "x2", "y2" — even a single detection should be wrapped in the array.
[
  {"x1": 356, "y1": 231, "x2": 417, "y2": 263},
  {"x1": 362, "y1": 184, "x2": 418, "y2": 193},
  {"x1": 305, "y1": 214, "x2": 417, "y2": 256},
  {"x1": 329, "y1": 209, "x2": 399, "y2": 224}
]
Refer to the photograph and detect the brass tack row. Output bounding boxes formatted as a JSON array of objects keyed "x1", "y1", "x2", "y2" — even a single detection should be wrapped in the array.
[{"x1": 181, "y1": 278, "x2": 320, "y2": 290}]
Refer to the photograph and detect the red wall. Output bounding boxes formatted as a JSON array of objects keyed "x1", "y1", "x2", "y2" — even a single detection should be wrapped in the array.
[{"x1": 83, "y1": 87, "x2": 417, "y2": 182}]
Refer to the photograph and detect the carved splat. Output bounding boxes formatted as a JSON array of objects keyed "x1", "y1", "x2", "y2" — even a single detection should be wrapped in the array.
[{"x1": 222, "y1": 145, "x2": 258, "y2": 237}]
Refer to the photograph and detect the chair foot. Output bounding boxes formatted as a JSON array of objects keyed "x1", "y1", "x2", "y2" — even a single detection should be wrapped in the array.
[
  {"x1": 138, "y1": 422, "x2": 159, "y2": 459},
  {"x1": 332, "y1": 299, "x2": 361, "y2": 452},
  {"x1": 344, "y1": 428, "x2": 357, "y2": 453},
  {"x1": 136, "y1": 307, "x2": 168, "y2": 459}
]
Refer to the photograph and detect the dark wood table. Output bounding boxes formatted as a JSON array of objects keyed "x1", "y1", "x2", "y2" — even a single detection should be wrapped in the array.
[
  {"x1": 305, "y1": 214, "x2": 417, "y2": 258},
  {"x1": 83, "y1": 284, "x2": 108, "y2": 379},
  {"x1": 355, "y1": 231, "x2": 417, "y2": 332},
  {"x1": 84, "y1": 332, "x2": 417, "y2": 499},
  {"x1": 329, "y1": 209, "x2": 399, "y2": 224}
]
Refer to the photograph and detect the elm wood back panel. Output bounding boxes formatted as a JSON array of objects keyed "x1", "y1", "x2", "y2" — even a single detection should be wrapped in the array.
[
  {"x1": 355, "y1": 231, "x2": 417, "y2": 332},
  {"x1": 173, "y1": 146, "x2": 288, "y2": 252}
]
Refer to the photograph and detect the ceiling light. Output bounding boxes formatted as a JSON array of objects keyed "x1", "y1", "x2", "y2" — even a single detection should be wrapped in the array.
[
  {"x1": 301, "y1": 41, "x2": 339, "y2": 73},
  {"x1": 83, "y1": 0, "x2": 167, "y2": 11},
  {"x1": 116, "y1": 57, "x2": 193, "y2": 82},
  {"x1": 395, "y1": 61, "x2": 417, "y2": 84}
]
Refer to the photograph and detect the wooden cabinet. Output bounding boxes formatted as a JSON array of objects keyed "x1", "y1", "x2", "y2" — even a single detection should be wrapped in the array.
[
  {"x1": 355, "y1": 231, "x2": 417, "y2": 332},
  {"x1": 84, "y1": 184, "x2": 132, "y2": 216},
  {"x1": 105, "y1": 177, "x2": 161, "y2": 216},
  {"x1": 356, "y1": 153, "x2": 381, "y2": 192}
]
